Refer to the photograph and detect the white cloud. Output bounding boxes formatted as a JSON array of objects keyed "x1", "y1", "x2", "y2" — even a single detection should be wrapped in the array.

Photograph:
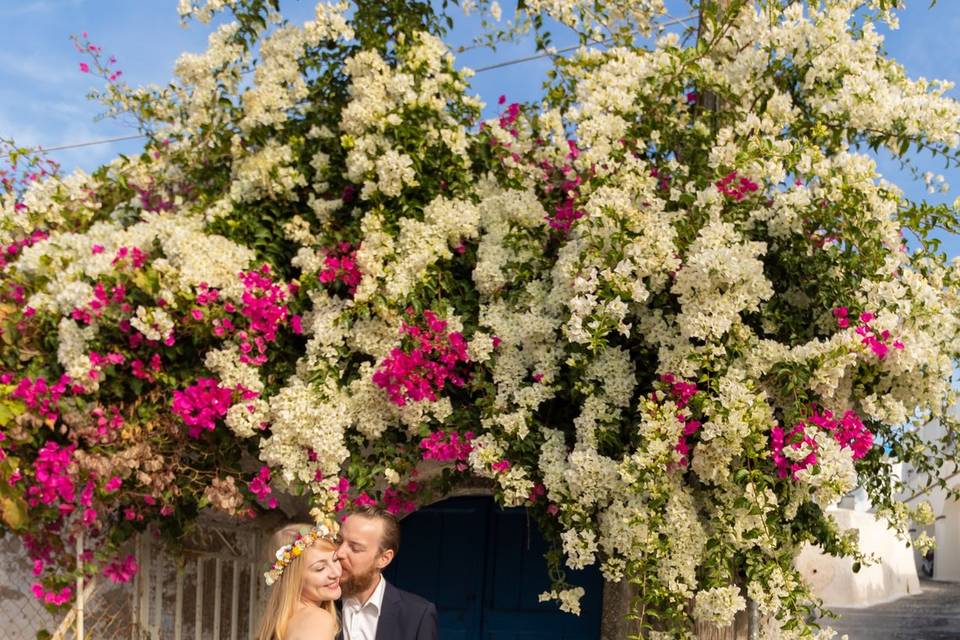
[{"x1": 0, "y1": 50, "x2": 78, "y2": 85}]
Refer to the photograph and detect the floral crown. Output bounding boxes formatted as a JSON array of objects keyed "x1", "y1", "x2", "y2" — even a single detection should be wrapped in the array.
[{"x1": 263, "y1": 521, "x2": 339, "y2": 586}]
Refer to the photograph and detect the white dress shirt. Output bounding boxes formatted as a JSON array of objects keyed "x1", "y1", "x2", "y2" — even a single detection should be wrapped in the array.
[{"x1": 342, "y1": 574, "x2": 386, "y2": 640}]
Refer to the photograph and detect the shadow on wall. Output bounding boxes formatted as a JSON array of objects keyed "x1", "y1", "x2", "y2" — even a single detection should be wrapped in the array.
[{"x1": 796, "y1": 508, "x2": 920, "y2": 608}]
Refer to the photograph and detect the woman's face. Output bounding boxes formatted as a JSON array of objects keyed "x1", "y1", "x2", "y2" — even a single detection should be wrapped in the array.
[{"x1": 299, "y1": 544, "x2": 342, "y2": 605}]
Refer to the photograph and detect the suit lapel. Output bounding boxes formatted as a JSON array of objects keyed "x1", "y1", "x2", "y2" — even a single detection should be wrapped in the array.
[{"x1": 374, "y1": 579, "x2": 402, "y2": 640}]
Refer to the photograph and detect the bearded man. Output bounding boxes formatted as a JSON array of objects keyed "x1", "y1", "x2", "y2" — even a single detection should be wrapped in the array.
[{"x1": 335, "y1": 506, "x2": 438, "y2": 640}]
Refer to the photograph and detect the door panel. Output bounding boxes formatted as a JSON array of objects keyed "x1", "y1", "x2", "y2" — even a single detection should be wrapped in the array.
[
  {"x1": 384, "y1": 496, "x2": 602, "y2": 640},
  {"x1": 482, "y1": 506, "x2": 603, "y2": 639},
  {"x1": 384, "y1": 498, "x2": 487, "y2": 639}
]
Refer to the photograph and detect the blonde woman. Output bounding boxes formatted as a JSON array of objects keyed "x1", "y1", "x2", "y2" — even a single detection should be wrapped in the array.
[{"x1": 256, "y1": 522, "x2": 343, "y2": 640}]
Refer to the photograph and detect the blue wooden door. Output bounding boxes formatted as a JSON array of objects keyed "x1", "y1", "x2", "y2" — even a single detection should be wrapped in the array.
[{"x1": 383, "y1": 496, "x2": 603, "y2": 639}]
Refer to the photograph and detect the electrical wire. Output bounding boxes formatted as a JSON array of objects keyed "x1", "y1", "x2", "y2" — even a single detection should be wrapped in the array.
[{"x1": 4, "y1": 13, "x2": 697, "y2": 157}]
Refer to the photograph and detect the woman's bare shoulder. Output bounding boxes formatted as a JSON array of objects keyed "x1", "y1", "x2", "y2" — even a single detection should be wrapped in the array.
[{"x1": 286, "y1": 606, "x2": 337, "y2": 640}]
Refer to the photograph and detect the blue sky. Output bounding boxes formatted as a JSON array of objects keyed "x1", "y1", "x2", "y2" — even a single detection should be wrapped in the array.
[{"x1": 2, "y1": 0, "x2": 960, "y2": 254}]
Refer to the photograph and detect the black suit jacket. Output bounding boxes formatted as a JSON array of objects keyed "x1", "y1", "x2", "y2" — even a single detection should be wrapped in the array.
[{"x1": 336, "y1": 579, "x2": 438, "y2": 640}]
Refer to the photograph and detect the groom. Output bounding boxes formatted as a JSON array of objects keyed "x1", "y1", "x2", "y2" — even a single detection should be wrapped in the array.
[{"x1": 335, "y1": 505, "x2": 437, "y2": 640}]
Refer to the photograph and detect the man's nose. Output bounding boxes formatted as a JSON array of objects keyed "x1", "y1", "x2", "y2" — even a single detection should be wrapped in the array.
[{"x1": 335, "y1": 544, "x2": 346, "y2": 560}]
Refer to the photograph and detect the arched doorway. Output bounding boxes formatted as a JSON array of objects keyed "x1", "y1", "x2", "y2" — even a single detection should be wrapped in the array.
[{"x1": 383, "y1": 496, "x2": 603, "y2": 639}]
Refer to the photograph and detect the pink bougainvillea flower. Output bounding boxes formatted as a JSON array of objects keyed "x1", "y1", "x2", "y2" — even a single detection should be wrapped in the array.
[
  {"x1": 27, "y1": 441, "x2": 77, "y2": 507},
  {"x1": 318, "y1": 243, "x2": 361, "y2": 296},
  {"x1": 248, "y1": 466, "x2": 277, "y2": 509},
  {"x1": 849, "y1": 310, "x2": 903, "y2": 360},
  {"x1": 171, "y1": 378, "x2": 234, "y2": 438},
  {"x1": 32, "y1": 583, "x2": 73, "y2": 606},
  {"x1": 716, "y1": 171, "x2": 759, "y2": 201},
  {"x1": 373, "y1": 309, "x2": 471, "y2": 406},
  {"x1": 382, "y1": 486, "x2": 416, "y2": 515},
  {"x1": 771, "y1": 407, "x2": 873, "y2": 479},
  {"x1": 420, "y1": 430, "x2": 474, "y2": 463},
  {"x1": 103, "y1": 554, "x2": 139, "y2": 583},
  {"x1": 354, "y1": 492, "x2": 377, "y2": 508},
  {"x1": 833, "y1": 306, "x2": 849, "y2": 328},
  {"x1": 104, "y1": 476, "x2": 122, "y2": 493}
]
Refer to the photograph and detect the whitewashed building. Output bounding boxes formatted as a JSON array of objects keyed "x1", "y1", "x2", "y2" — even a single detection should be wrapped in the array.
[{"x1": 898, "y1": 407, "x2": 960, "y2": 582}]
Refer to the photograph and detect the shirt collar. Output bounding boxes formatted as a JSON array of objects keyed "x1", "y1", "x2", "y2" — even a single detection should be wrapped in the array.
[{"x1": 345, "y1": 573, "x2": 386, "y2": 613}]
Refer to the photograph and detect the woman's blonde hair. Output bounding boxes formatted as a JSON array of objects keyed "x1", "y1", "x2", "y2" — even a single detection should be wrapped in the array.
[{"x1": 256, "y1": 523, "x2": 340, "y2": 640}]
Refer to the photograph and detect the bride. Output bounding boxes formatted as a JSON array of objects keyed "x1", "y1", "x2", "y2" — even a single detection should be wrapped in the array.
[{"x1": 256, "y1": 522, "x2": 343, "y2": 640}]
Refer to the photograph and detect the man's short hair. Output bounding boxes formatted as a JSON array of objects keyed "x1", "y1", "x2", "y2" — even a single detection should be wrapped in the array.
[{"x1": 349, "y1": 505, "x2": 401, "y2": 555}]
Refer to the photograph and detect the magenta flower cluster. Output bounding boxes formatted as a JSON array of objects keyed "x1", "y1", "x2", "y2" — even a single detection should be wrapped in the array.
[
  {"x1": 372, "y1": 309, "x2": 471, "y2": 406},
  {"x1": 382, "y1": 484, "x2": 418, "y2": 515},
  {"x1": 543, "y1": 141, "x2": 584, "y2": 234},
  {"x1": 420, "y1": 430, "x2": 474, "y2": 467},
  {"x1": 27, "y1": 442, "x2": 77, "y2": 508},
  {"x1": 130, "y1": 354, "x2": 163, "y2": 382},
  {"x1": 484, "y1": 97, "x2": 585, "y2": 234},
  {"x1": 171, "y1": 378, "x2": 236, "y2": 438},
  {"x1": 72, "y1": 280, "x2": 129, "y2": 326},
  {"x1": 835, "y1": 309, "x2": 905, "y2": 359},
  {"x1": 329, "y1": 474, "x2": 420, "y2": 514},
  {"x1": 656, "y1": 373, "x2": 701, "y2": 467},
  {"x1": 102, "y1": 554, "x2": 139, "y2": 583},
  {"x1": 11, "y1": 375, "x2": 72, "y2": 422},
  {"x1": 111, "y1": 246, "x2": 148, "y2": 270},
  {"x1": 318, "y1": 242, "x2": 361, "y2": 296},
  {"x1": 716, "y1": 171, "x2": 759, "y2": 201},
  {"x1": 248, "y1": 466, "x2": 277, "y2": 509},
  {"x1": 769, "y1": 423, "x2": 819, "y2": 480},
  {"x1": 820, "y1": 409, "x2": 874, "y2": 460},
  {"x1": 90, "y1": 406, "x2": 125, "y2": 442},
  {"x1": 31, "y1": 583, "x2": 73, "y2": 606},
  {"x1": 770, "y1": 408, "x2": 874, "y2": 479},
  {"x1": 332, "y1": 476, "x2": 352, "y2": 512},
  {"x1": 0, "y1": 229, "x2": 48, "y2": 269},
  {"x1": 237, "y1": 265, "x2": 291, "y2": 365}
]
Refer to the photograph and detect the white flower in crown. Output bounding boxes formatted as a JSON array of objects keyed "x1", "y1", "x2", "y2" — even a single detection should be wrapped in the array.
[{"x1": 263, "y1": 522, "x2": 339, "y2": 586}]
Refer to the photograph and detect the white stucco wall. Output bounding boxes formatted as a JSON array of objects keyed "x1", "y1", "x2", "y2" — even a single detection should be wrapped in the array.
[
  {"x1": 896, "y1": 408, "x2": 960, "y2": 583},
  {"x1": 796, "y1": 508, "x2": 920, "y2": 608},
  {"x1": 935, "y1": 496, "x2": 960, "y2": 581}
]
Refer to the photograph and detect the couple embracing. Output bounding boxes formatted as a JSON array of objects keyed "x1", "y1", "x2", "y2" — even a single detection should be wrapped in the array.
[{"x1": 256, "y1": 505, "x2": 437, "y2": 640}]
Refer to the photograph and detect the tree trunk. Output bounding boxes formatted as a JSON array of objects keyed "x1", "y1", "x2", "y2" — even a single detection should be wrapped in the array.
[
  {"x1": 601, "y1": 579, "x2": 759, "y2": 639},
  {"x1": 604, "y1": 5, "x2": 753, "y2": 638},
  {"x1": 697, "y1": 0, "x2": 732, "y2": 114}
]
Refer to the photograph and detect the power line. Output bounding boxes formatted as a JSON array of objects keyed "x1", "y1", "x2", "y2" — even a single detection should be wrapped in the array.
[
  {"x1": 455, "y1": 12, "x2": 695, "y2": 55},
  {"x1": 6, "y1": 13, "x2": 696, "y2": 157},
  {"x1": 38, "y1": 133, "x2": 147, "y2": 153},
  {"x1": 472, "y1": 13, "x2": 696, "y2": 73}
]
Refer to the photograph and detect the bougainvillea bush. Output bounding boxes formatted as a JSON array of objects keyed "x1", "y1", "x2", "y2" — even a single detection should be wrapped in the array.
[{"x1": 2, "y1": 0, "x2": 960, "y2": 636}]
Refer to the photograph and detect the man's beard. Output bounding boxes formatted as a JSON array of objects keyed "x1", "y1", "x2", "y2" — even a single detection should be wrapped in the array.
[{"x1": 340, "y1": 563, "x2": 380, "y2": 599}]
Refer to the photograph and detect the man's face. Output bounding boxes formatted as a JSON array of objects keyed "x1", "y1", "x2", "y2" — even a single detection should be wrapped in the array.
[{"x1": 336, "y1": 515, "x2": 394, "y2": 598}]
